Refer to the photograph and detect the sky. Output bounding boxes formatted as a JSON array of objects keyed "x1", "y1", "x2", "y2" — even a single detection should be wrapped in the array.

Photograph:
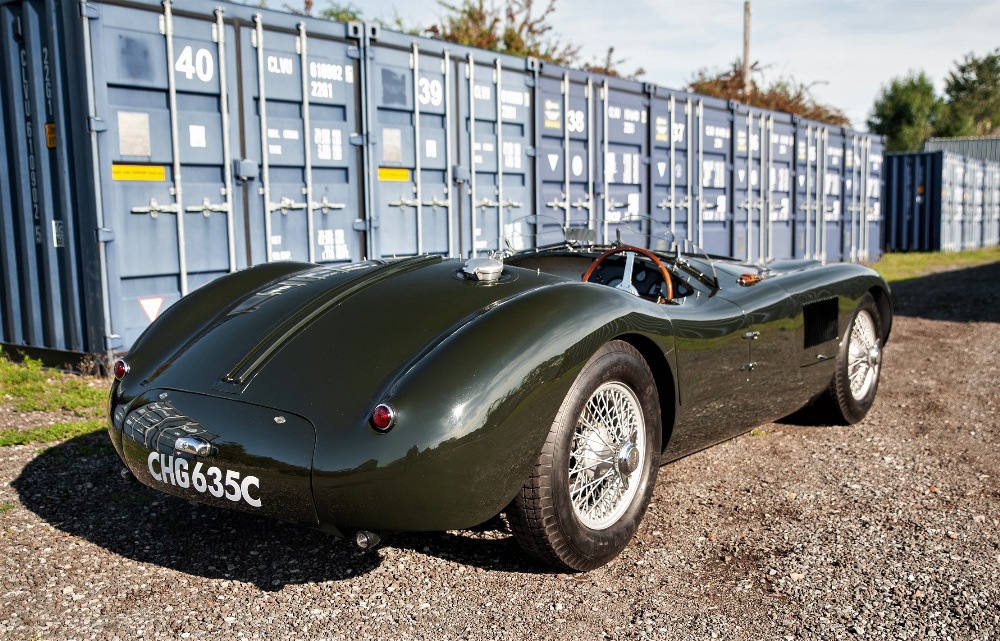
[{"x1": 353, "y1": 0, "x2": 1000, "y2": 129}]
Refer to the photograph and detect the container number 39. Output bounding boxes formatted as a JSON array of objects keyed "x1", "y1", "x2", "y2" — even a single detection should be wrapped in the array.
[
  {"x1": 174, "y1": 46, "x2": 215, "y2": 83},
  {"x1": 418, "y1": 77, "x2": 442, "y2": 107}
]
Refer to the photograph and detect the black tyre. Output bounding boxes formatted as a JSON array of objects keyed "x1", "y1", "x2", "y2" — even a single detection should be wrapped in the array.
[
  {"x1": 827, "y1": 293, "x2": 883, "y2": 424},
  {"x1": 508, "y1": 340, "x2": 661, "y2": 571}
]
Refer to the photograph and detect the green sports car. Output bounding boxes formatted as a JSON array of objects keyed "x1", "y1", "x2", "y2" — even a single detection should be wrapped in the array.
[{"x1": 107, "y1": 216, "x2": 891, "y2": 571}]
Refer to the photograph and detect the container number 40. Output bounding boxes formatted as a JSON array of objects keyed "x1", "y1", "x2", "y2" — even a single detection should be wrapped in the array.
[{"x1": 175, "y1": 46, "x2": 215, "y2": 83}]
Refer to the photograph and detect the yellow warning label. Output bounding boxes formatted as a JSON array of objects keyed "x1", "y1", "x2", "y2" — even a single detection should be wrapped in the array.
[
  {"x1": 378, "y1": 167, "x2": 410, "y2": 182},
  {"x1": 112, "y1": 164, "x2": 167, "y2": 181},
  {"x1": 45, "y1": 123, "x2": 56, "y2": 149}
]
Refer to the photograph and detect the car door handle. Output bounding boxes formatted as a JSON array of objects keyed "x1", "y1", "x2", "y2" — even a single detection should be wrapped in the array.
[{"x1": 175, "y1": 436, "x2": 211, "y2": 457}]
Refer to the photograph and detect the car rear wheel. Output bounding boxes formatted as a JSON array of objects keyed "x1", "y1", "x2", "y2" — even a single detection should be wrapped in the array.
[
  {"x1": 827, "y1": 293, "x2": 883, "y2": 424},
  {"x1": 507, "y1": 340, "x2": 661, "y2": 571}
]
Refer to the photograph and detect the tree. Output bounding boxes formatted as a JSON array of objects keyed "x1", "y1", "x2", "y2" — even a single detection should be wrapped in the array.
[
  {"x1": 866, "y1": 71, "x2": 940, "y2": 152},
  {"x1": 582, "y1": 46, "x2": 644, "y2": 80},
  {"x1": 937, "y1": 48, "x2": 1000, "y2": 137},
  {"x1": 425, "y1": 0, "x2": 579, "y2": 66},
  {"x1": 690, "y1": 60, "x2": 850, "y2": 127},
  {"x1": 318, "y1": 1, "x2": 361, "y2": 22}
]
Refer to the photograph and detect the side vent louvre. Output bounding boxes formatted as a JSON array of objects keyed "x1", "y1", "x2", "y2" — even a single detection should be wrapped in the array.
[{"x1": 803, "y1": 297, "x2": 839, "y2": 348}]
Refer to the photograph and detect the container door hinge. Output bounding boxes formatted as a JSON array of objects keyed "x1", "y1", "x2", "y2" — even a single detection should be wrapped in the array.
[
  {"x1": 79, "y1": 2, "x2": 100, "y2": 19},
  {"x1": 346, "y1": 46, "x2": 361, "y2": 60},
  {"x1": 353, "y1": 218, "x2": 379, "y2": 231},
  {"x1": 96, "y1": 228, "x2": 114, "y2": 243},
  {"x1": 88, "y1": 117, "x2": 107, "y2": 133},
  {"x1": 104, "y1": 334, "x2": 124, "y2": 350},
  {"x1": 349, "y1": 133, "x2": 366, "y2": 146}
]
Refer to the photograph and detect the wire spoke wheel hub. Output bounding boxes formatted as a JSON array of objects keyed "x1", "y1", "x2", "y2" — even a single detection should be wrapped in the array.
[
  {"x1": 847, "y1": 309, "x2": 880, "y2": 401},
  {"x1": 569, "y1": 381, "x2": 646, "y2": 530}
]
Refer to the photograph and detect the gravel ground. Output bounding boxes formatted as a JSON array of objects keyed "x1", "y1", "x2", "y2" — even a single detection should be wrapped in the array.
[{"x1": 1, "y1": 261, "x2": 998, "y2": 640}]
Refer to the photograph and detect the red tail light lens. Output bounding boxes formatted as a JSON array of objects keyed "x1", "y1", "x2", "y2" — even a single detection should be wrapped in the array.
[
  {"x1": 113, "y1": 359, "x2": 129, "y2": 380},
  {"x1": 371, "y1": 403, "x2": 396, "y2": 433}
]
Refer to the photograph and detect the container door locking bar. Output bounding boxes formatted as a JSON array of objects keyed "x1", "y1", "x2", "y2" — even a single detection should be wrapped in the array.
[
  {"x1": 312, "y1": 197, "x2": 346, "y2": 213},
  {"x1": 186, "y1": 198, "x2": 230, "y2": 217},
  {"x1": 132, "y1": 198, "x2": 180, "y2": 219},
  {"x1": 268, "y1": 197, "x2": 308, "y2": 215}
]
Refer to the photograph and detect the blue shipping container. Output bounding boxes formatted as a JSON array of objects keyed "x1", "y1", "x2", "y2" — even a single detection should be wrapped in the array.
[
  {"x1": 884, "y1": 150, "x2": 1000, "y2": 253},
  {"x1": 0, "y1": 0, "x2": 886, "y2": 358}
]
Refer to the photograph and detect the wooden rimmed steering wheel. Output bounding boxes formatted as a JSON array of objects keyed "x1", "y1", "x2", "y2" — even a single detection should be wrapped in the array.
[{"x1": 581, "y1": 245, "x2": 674, "y2": 302}]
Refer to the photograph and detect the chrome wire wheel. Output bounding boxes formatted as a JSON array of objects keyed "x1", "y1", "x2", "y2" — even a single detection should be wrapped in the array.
[
  {"x1": 508, "y1": 340, "x2": 661, "y2": 570},
  {"x1": 569, "y1": 381, "x2": 646, "y2": 530},
  {"x1": 847, "y1": 309, "x2": 881, "y2": 401}
]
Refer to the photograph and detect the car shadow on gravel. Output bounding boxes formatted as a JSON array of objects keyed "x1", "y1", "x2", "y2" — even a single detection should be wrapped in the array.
[
  {"x1": 889, "y1": 260, "x2": 1000, "y2": 323},
  {"x1": 13, "y1": 433, "x2": 546, "y2": 588}
]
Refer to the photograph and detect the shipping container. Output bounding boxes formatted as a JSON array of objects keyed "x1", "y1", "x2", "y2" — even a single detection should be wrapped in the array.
[
  {"x1": 924, "y1": 136, "x2": 1000, "y2": 163},
  {"x1": 534, "y1": 65, "x2": 594, "y2": 244},
  {"x1": 791, "y1": 121, "x2": 823, "y2": 261},
  {"x1": 862, "y1": 135, "x2": 885, "y2": 262},
  {"x1": 985, "y1": 161, "x2": 1000, "y2": 247},
  {"x1": 884, "y1": 150, "x2": 1000, "y2": 253},
  {"x1": 0, "y1": 0, "x2": 885, "y2": 358},
  {"x1": 0, "y1": 0, "x2": 100, "y2": 355}
]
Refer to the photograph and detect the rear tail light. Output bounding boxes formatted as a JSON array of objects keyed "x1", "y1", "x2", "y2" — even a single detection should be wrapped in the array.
[
  {"x1": 370, "y1": 403, "x2": 396, "y2": 433},
  {"x1": 113, "y1": 359, "x2": 129, "y2": 380}
]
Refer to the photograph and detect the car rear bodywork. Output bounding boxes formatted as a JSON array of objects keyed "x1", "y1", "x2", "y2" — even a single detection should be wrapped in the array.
[{"x1": 109, "y1": 255, "x2": 676, "y2": 533}]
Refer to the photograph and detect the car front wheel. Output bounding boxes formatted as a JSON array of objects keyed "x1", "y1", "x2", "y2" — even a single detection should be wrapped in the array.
[
  {"x1": 508, "y1": 340, "x2": 661, "y2": 571},
  {"x1": 827, "y1": 292, "x2": 884, "y2": 424}
]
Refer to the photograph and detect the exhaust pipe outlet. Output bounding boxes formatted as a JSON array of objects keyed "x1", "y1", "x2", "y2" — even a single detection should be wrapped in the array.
[{"x1": 354, "y1": 530, "x2": 381, "y2": 549}]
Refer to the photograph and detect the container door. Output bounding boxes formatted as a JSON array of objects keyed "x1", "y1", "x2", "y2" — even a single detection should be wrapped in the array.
[
  {"x1": 863, "y1": 138, "x2": 884, "y2": 261},
  {"x1": 649, "y1": 90, "x2": 691, "y2": 243},
  {"x1": 732, "y1": 109, "x2": 763, "y2": 262},
  {"x1": 89, "y1": 2, "x2": 244, "y2": 349},
  {"x1": 365, "y1": 33, "x2": 453, "y2": 258},
  {"x1": 454, "y1": 52, "x2": 534, "y2": 257},
  {"x1": 881, "y1": 152, "x2": 900, "y2": 252},
  {"x1": 793, "y1": 124, "x2": 821, "y2": 259},
  {"x1": 766, "y1": 116, "x2": 795, "y2": 261},
  {"x1": 942, "y1": 154, "x2": 964, "y2": 251},
  {"x1": 968, "y1": 160, "x2": 985, "y2": 250},
  {"x1": 986, "y1": 163, "x2": 1000, "y2": 247},
  {"x1": 0, "y1": 0, "x2": 87, "y2": 352},
  {"x1": 596, "y1": 78, "x2": 651, "y2": 246},
  {"x1": 733, "y1": 109, "x2": 793, "y2": 262},
  {"x1": 536, "y1": 68, "x2": 594, "y2": 245},
  {"x1": 822, "y1": 129, "x2": 845, "y2": 262},
  {"x1": 239, "y1": 16, "x2": 364, "y2": 266},
  {"x1": 695, "y1": 100, "x2": 732, "y2": 257}
]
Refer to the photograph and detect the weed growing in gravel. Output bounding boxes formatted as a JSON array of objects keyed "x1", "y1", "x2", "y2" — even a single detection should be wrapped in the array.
[
  {"x1": 0, "y1": 348, "x2": 106, "y2": 414},
  {"x1": 0, "y1": 420, "x2": 106, "y2": 447},
  {"x1": 0, "y1": 347, "x2": 107, "y2": 445}
]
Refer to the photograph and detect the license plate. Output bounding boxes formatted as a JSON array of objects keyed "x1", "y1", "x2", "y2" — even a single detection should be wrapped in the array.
[{"x1": 146, "y1": 452, "x2": 262, "y2": 507}]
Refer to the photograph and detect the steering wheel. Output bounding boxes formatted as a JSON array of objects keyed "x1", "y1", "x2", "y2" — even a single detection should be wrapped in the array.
[{"x1": 582, "y1": 245, "x2": 674, "y2": 301}]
